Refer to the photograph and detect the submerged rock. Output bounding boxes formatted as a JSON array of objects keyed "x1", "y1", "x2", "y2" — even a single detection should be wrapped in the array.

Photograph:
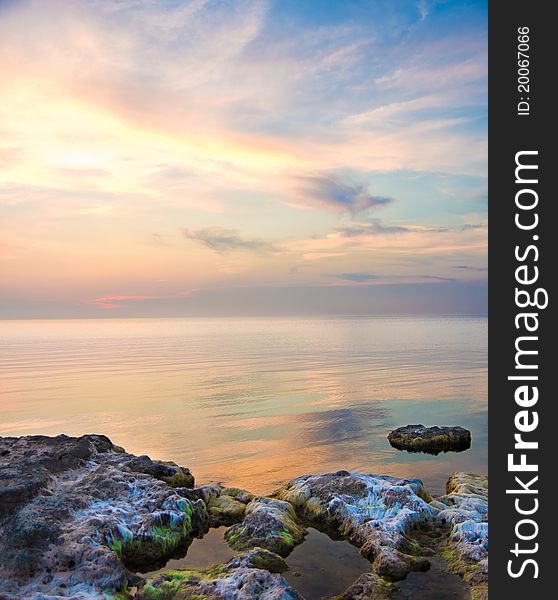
[
  {"x1": 274, "y1": 471, "x2": 435, "y2": 581},
  {"x1": 0, "y1": 434, "x2": 206, "y2": 598},
  {"x1": 136, "y1": 547, "x2": 301, "y2": 599},
  {"x1": 433, "y1": 472, "x2": 488, "y2": 600},
  {"x1": 225, "y1": 496, "x2": 306, "y2": 557},
  {"x1": 388, "y1": 424, "x2": 471, "y2": 454}
]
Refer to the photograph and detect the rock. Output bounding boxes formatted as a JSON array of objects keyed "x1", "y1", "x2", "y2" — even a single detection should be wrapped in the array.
[
  {"x1": 176, "y1": 485, "x2": 254, "y2": 527},
  {"x1": 225, "y1": 497, "x2": 306, "y2": 557},
  {"x1": 434, "y1": 472, "x2": 488, "y2": 600},
  {"x1": 207, "y1": 494, "x2": 248, "y2": 526},
  {"x1": 0, "y1": 434, "x2": 207, "y2": 598},
  {"x1": 0, "y1": 434, "x2": 488, "y2": 600},
  {"x1": 136, "y1": 547, "x2": 301, "y2": 599},
  {"x1": 175, "y1": 483, "x2": 221, "y2": 504},
  {"x1": 220, "y1": 486, "x2": 256, "y2": 504},
  {"x1": 336, "y1": 572, "x2": 396, "y2": 599},
  {"x1": 274, "y1": 471, "x2": 435, "y2": 581},
  {"x1": 226, "y1": 546, "x2": 290, "y2": 573},
  {"x1": 125, "y1": 455, "x2": 195, "y2": 488},
  {"x1": 388, "y1": 425, "x2": 471, "y2": 454}
]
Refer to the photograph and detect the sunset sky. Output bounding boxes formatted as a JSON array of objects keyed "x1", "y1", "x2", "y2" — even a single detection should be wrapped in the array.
[{"x1": 0, "y1": 0, "x2": 487, "y2": 318}]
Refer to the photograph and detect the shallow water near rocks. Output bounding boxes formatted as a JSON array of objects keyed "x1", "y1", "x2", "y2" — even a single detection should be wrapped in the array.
[
  {"x1": 142, "y1": 526, "x2": 371, "y2": 598},
  {"x1": 392, "y1": 556, "x2": 470, "y2": 600},
  {"x1": 142, "y1": 526, "x2": 234, "y2": 576},
  {"x1": 141, "y1": 525, "x2": 470, "y2": 599},
  {"x1": 284, "y1": 527, "x2": 371, "y2": 598}
]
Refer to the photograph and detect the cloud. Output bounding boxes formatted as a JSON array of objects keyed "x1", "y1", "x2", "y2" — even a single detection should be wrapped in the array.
[
  {"x1": 335, "y1": 219, "x2": 410, "y2": 237},
  {"x1": 84, "y1": 294, "x2": 151, "y2": 310},
  {"x1": 335, "y1": 220, "x2": 485, "y2": 238},
  {"x1": 418, "y1": 275, "x2": 456, "y2": 281},
  {"x1": 303, "y1": 252, "x2": 346, "y2": 261},
  {"x1": 282, "y1": 219, "x2": 487, "y2": 275},
  {"x1": 84, "y1": 290, "x2": 197, "y2": 309},
  {"x1": 454, "y1": 265, "x2": 488, "y2": 272},
  {"x1": 332, "y1": 273, "x2": 380, "y2": 282},
  {"x1": 0, "y1": 0, "x2": 488, "y2": 317},
  {"x1": 293, "y1": 175, "x2": 393, "y2": 214},
  {"x1": 182, "y1": 227, "x2": 277, "y2": 254},
  {"x1": 330, "y1": 272, "x2": 455, "y2": 284},
  {"x1": 418, "y1": 0, "x2": 429, "y2": 23},
  {"x1": 458, "y1": 223, "x2": 485, "y2": 231}
]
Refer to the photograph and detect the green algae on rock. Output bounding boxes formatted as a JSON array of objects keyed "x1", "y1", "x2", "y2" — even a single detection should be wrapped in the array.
[
  {"x1": 334, "y1": 572, "x2": 396, "y2": 600},
  {"x1": 207, "y1": 494, "x2": 247, "y2": 527},
  {"x1": 125, "y1": 456, "x2": 195, "y2": 489},
  {"x1": 274, "y1": 471, "x2": 435, "y2": 581},
  {"x1": 0, "y1": 434, "x2": 206, "y2": 598},
  {"x1": 432, "y1": 472, "x2": 488, "y2": 600},
  {"x1": 204, "y1": 487, "x2": 255, "y2": 527},
  {"x1": 135, "y1": 548, "x2": 300, "y2": 600},
  {"x1": 225, "y1": 497, "x2": 306, "y2": 557},
  {"x1": 0, "y1": 435, "x2": 488, "y2": 600},
  {"x1": 106, "y1": 499, "x2": 208, "y2": 572}
]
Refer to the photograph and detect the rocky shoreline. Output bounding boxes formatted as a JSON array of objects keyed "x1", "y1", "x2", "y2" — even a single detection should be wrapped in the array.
[{"x1": 0, "y1": 434, "x2": 487, "y2": 600}]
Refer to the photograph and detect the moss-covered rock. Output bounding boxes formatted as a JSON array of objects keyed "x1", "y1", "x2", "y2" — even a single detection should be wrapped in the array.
[
  {"x1": 435, "y1": 472, "x2": 488, "y2": 600},
  {"x1": 136, "y1": 548, "x2": 299, "y2": 599},
  {"x1": 225, "y1": 497, "x2": 306, "y2": 557},
  {"x1": 107, "y1": 497, "x2": 210, "y2": 572},
  {"x1": 274, "y1": 471, "x2": 436, "y2": 581},
  {"x1": 334, "y1": 572, "x2": 396, "y2": 600},
  {"x1": 126, "y1": 456, "x2": 195, "y2": 488},
  {"x1": 0, "y1": 434, "x2": 206, "y2": 598},
  {"x1": 219, "y1": 487, "x2": 255, "y2": 504},
  {"x1": 207, "y1": 494, "x2": 247, "y2": 526}
]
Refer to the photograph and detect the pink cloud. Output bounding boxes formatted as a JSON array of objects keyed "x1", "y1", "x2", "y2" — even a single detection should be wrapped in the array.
[
  {"x1": 84, "y1": 290, "x2": 197, "y2": 309},
  {"x1": 84, "y1": 294, "x2": 150, "y2": 309}
]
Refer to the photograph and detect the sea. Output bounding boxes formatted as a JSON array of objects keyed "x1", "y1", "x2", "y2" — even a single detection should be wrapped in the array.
[{"x1": 0, "y1": 316, "x2": 486, "y2": 497}]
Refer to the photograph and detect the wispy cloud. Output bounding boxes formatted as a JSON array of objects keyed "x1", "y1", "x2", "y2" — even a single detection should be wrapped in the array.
[
  {"x1": 330, "y1": 272, "x2": 455, "y2": 283},
  {"x1": 332, "y1": 272, "x2": 380, "y2": 282},
  {"x1": 335, "y1": 220, "x2": 410, "y2": 237},
  {"x1": 293, "y1": 175, "x2": 393, "y2": 214},
  {"x1": 335, "y1": 220, "x2": 485, "y2": 238},
  {"x1": 182, "y1": 227, "x2": 277, "y2": 254},
  {"x1": 454, "y1": 265, "x2": 488, "y2": 272},
  {"x1": 284, "y1": 219, "x2": 487, "y2": 264}
]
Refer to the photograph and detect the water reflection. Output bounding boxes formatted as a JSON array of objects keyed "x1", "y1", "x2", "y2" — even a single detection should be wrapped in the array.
[
  {"x1": 0, "y1": 317, "x2": 487, "y2": 496},
  {"x1": 143, "y1": 527, "x2": 234, "y2": 576},
  {"x1": 285, "y1": 528, "x2": 371, "y2": 599}
]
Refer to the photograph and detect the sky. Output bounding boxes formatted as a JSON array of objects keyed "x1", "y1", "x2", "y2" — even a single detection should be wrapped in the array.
[{"x1": 0, "y1": 0, "x2": 487, "y2": 318}]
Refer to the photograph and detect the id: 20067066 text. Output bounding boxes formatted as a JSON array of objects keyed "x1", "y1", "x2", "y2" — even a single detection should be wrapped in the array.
[{"x1": 517, "y1": 26, "x2": 531, "y2": 116}]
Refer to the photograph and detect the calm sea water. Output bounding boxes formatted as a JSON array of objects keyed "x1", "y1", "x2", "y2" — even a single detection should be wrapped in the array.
[{"x1": 0, "y1": 317, "x2": 486, "y2": 496}]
